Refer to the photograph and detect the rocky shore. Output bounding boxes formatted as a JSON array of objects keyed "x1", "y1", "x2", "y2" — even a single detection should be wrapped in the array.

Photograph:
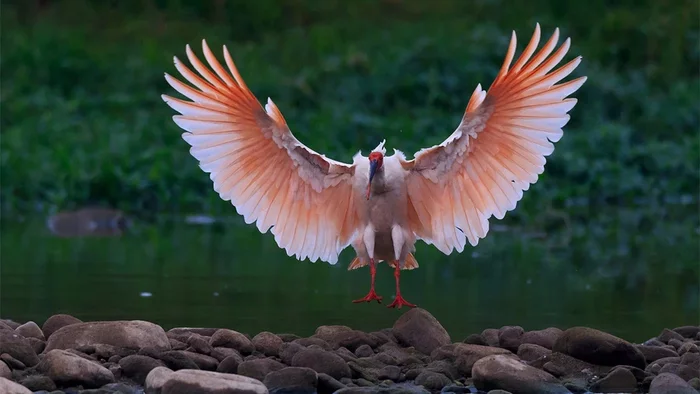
[{"x1": 0, "y1": 309, "x2": 698, "y2": 394}]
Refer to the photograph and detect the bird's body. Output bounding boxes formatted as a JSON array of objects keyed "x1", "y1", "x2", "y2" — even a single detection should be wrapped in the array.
[{"x1": 162, "y1": 23, "x2": 587, "y2": 308}]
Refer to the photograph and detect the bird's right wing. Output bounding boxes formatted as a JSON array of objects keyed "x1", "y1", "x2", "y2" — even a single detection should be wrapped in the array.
[
  {"x1": 162, "y1": 40, "x2": 359, "y2": 264},
  {"x1": 399, "y1": 24, "x2": 587, "y2": 254}
]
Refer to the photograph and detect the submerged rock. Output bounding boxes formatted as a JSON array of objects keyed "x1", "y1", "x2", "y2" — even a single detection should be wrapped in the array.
[{"x1": 553, "y1": 326, "x2": 646, "y2": 368}]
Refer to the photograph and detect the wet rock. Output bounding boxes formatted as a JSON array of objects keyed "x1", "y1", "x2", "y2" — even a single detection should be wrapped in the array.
[
  {"x1": 369, "y1": 331, "x2": 392, "y2": 347},
  {"x1": 658, "y1": 328, "x2": 685, "y2": 344},
  {"x1": 119, "y1": 354, "x2": 165, "y2": 384},
  {"x1": 673, "y1": 326, "x2": 700, "y2": 339},
  {"x1": 277, "y1": 333, "x2": 301, "y2": 342},
  {"x1": 481, "y1": 329, "x2": 500, "y2": 347},
  {"x1": 15, "y1": 321, "x2": 45, "y2": 340},
  {"x1": 689, "y1": 377, "x2": 700, "y2": 390},
  {"x1": 19, "y1": 374, "x2": 56, "y2": 391},
  {"x1": 26, "y1": 337, "x2": 45, "y2": 355},
  {"x1": 679, "y1": 342, "x2": 699, "y2": 355},
  {"x1": 463, "y1": 334, "x2": 487, "y2": 346},
  {"x1": 682, "y1": 351, "x2": 700, "y2": 370},
  {"x1": 279, "y1": 342, "x2": 304, "y2": 365},
  {"x1": 553, "y1": 326, "x2": 646, "y2": 368},
  {"x1": 610, "y1": 364, "x2": 649, "y2": 382},
  {"x1": 186, "y1": 333, "x2": 213, "y2": 355},
  {"x1": 169, "y1": 339, "x2": 188, "y2": 351},
  {"x1": 334, "y1": 346, "x2": 358, "y2": 362},
  {"x1": 209, "y1": 329, "x2": 255, "y2": 354},
  {"x1": 153, "y1": 368, "x2": 268, "y2": 394},
  {"x1": 45, "y1": 320, "x2": 170, "y2": 352},
  {"x1": 589, "y1": 367, "x2": 637, "y2": 393},
  {"x1": 168, "y1": 327, "x2": 219, "y2": 337},
  {"x1": 431, "y1": 343, "x2": 512, "y2": 377},
  {"x1": 0, "y1": 377, "x2": 32, "y2": 394},
  {"x1": 84, "y1": 382, "x2": 143, "y2": 393},
  {"x1": 0, "y1": 330, "x2": 39, "y2": 367},
  {"x1": 41, "y1": 314, "x2": 82, "y2": 338},
  {"x1": 292, "y1": 347, "x2": 351, "y2": 380},
  {"x1": 669, "y1": 338, "x2": 684, "y2": 350},
  {"x1": 314, "y1": 325, "x2": 354, "y2": 341},
  {"x1": 0, "y1": 361, "x2": 10, "y2": 379},
  {"x1": 252, "y1": 331, "x2": 283, "y2": 357},
  {"x1": 392, "y1": 308, "x2": 451, "y2": 355},
  {"x1": 211, "y1": 346, "x2": 241, "y2": 362},
  {"x1": 182, "y1": 350, "x2": 218, "y2": 370},
  {"x1": 347, "y1": 356, "x2": 389, "y2": 382},
  {"x1": 356, "y1": 344, "x2": 374, "y2": 358},
  {"x1": 659, "y1": 362, "x2": 700, "y2": 381},
  {"x1": 216, "y1": 353, "x2": 244, "y2": 374},
  {"x1": 263, "y1": 366, "x2": 317, "y2": 393},
  {"x1": 541, "y1": 352, "x2": 610, "y2": 378},
  {"x1": 145, "y1": 366, "x2": 174, "y2": 392},
  {"x1": 318, "y1": 372, "x2": 346, "y2": 393},
  {"x1": 415, "y1": 370, "x2": 451, "y2": 390},
  {"x1": 378, "y1": 365, "x2": 401, "y2": 381},
  {"x1": 498, "y1": 326, "x2": 524, "y2": 353},
  {"x1": 517, "y1": 343, "x2": 551, "y2": 363},
  {"x1": 90, "y1": 343, "x2": 137, "y2": 360},
  {"x1": 157, "y1": 350, "x2": 201, "y2": 370},
  {"x1": 379, "y1": 344, "x2": 426, "y2": 366},
  {"x1": 423, "y1": 359, "x2": 459, "y2": 380},
  {"x1": 520, "y1": 328, "x2": 562, "y2": 350},
  {"x1": 38, "y1": 349, "x2": 114, "y2": 388},
  {"x1": 238, "y1": 357, "x2": 286, "y2": 382},
  {"x1": 472, "y1": 355, "x2": 569, "y2": 394},
  {"x1": 1, "y1": 353, "x2": 26, "y2": 369},
  {"x1": 635, "y1": 344, "x2": 679, "y2": 362},
  {"x1": 326, "y1": 330, "x2": 380, "y2": 352},
  {"x1": 649, "y1": 372, "x2": 698, "y2": 394}
]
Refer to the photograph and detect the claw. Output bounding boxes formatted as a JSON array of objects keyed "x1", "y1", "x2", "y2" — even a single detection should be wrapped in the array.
[
  {"x1": 353, "y1": 289, "x2": 383, "y2": 303},
  {"x1": 387, "y1": 294, "x2": 416, "y2": 308}
]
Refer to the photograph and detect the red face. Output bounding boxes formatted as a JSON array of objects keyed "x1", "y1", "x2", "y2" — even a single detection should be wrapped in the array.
[{"x1": 368, "y1": 151, "x2": 384, "y2": 169}]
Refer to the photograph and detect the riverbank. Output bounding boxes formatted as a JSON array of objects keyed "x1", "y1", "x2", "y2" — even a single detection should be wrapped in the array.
[{"x1": 1, "y1": 309, "x2": 698, "y2": 394}]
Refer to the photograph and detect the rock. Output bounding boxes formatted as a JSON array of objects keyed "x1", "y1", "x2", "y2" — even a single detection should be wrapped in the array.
[
  {"x1": 279, "y1": 342, "x2": 304, "y2": 365},
  {"x1": 347, "y1": 356, "x2": 388, "y2": 382},
  {"x1": 45, "y1": 320, "x2": 170, "y2": 352},
  {"x1": 0, "y1": 377, "x2": 32, "y2": 394},
  {"x1": 472, "y1": 355, "x2": 569, "y2": 394},
  {"x1": 26, "y1": 337, "x2": 45, "y2": 355},
  {"x1": 145, "y1": 366, "x2": 174, "y2": 392},
  {"x1": 392, "y1": 308, "x2": 451, "y2": 355},
  {"x1": 541, "y1": 352, "x2": 610, "y2": 378},
  {"x1": 187, "y1": 334, "x2": 213, "y2": 355},
  {"x1": 325, "y1": 330, "x2": 379, "y2": 352},
  {"x1": 649, "y1": 372, "x2": 698, "y2": 394},
  {"x1": 19, "y1": 374, "x2": 56, "y2": 391},
  {"x1": 659, "y1": 363, "x2": 700, "y2": 381},
  {"x1": 237, "y1": 357, "x2": 286, "y2": 382},
  {"x1": 589, "y1": 367, "x2": 637, "y2": 393},
  {"x1": 41, "y1": 314, "x2": 83, "y2": 338},
  {"x1": 294, "y1": 337, "x2": 333, "y2": 350},
  {"x1": 38, "y1": 349, "x2": 114, "y2": 388},
  {"x1": 1, "y1": 353, "x2": 26, "y2": 369},
  {"x1": 669, "y1": 338, "x2": 684, "y2": 350},
  {"x1": 277, "y1": 333, "x2": 301, "y2": 342},
  {"x1": 209, "y1": 329, "x2": 255, "y2": 354},
  {"x1": 355, "y1": 344, "x2": 374, "y2": 358},
  {"x1": 553, "y1": 327, "x2": 646, "y2": 368},
  {"x1": 0, "y1": 361, "x2": 10, "y2": 379},
  {"x1": 182, "y1": 350, "x2": 219, "y2": 370},
  {"x1": 517, "y1": 343, "x2": 551, "y2": 363},
  {"x1": 520, "y1": 328, "x2": 563, "y2": 350},
  {"x1": 318, "y1": 372, "x2": 346, "y2": 393},
  {"x1": 119, "y1": 354, "x2": 165, "y2": 385},
  {"x1": 152, "y1": 369, "x2": 268, "y2": 394},
  {"x1": 682, "y1": 351, "x2": 700, "y2": 370},
  {"x1": 15, "y1": 321, "x2": 45, "y2": 340},
  {"x1": 481, "y1": 329, "x2": 500, "y2": 347},
  {"x1": 314, "y1": 325, "x2": 354, "y2": 341},
  {"x1": 610, "y1": 364, "x2": 649, "y2": 382},
  {"x1": 252, "y1": 332, "x2": 283, "y2": 357},
  {"x1": 423, "y1": 360, "x2": 459, "y2": 380},
  {"x1": 636, "y1": 344, "x2": 679, "y2": 362},
  {"x1": 379, "y1": 345, "x2": 426, "y2": 366},
  {"x1": 498, "y1": 326, "x2": 524, "y2": 352},
  {"x1": 378, "y1": 365, "x2": 401, "y2": 381},
  {"x1": 415, "y1": 370, "x2": 451, "y2": 391},
  {"x1": 463, "y1": 334, "x2": 487, "y2": 346},
  {"x1": 679, "y1": 342, "x2": 699, "y2": 355},
  {"x1": 217, "y1": 353, "x2": 244, "y2": 374},
  {"x1": 0, "y1": 330, "x2": 39, "y2": 367},
  {"x1": 211, "y1": 346, "x2": 242, "y2": 362},
  {"x1": 292, "y1": 347, "x2": 351, "y2": 380},
  {"x1": 659, "y1": 328, "x2": 686, "y2": 344},
  {"x1": 170, "y1": 339, "x2": 188, "y2": 350},
  {"x1": 689, "y1": 377, "x2": 700, "y2": 390},
  {"x1": 673, "y1": 326, "x2": 700, "y2": 339},
  {"x1": 168, "y1": 327, "x2": 219, "y2": 337},
  {"x1": 431, "y1": 343, "x2": 513, "y2": 377},
  {"x1": 263, "y1": 366, "x2": 317, "y2": 393},
  {"x1": 157, "y1": 350, "x2": 201, "y2": 370}
]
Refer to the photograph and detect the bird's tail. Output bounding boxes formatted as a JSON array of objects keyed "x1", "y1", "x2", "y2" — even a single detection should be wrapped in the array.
[{"x1": 347, "y1": 253, "x2": 419, "y2": 270}]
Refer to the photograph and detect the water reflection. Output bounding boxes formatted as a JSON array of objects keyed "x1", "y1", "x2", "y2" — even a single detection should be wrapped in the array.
[{"x1": 1, "y1": 205, "x2": 698, "y2": 343}]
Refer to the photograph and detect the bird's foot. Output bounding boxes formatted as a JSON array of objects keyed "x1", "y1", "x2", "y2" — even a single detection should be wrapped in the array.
[
  {"x1": 387, "y1": 294, "x2": 416, "y2": 309},
  {"x1": 352, "y1": 289, "x2": 383, "y2": 303}
]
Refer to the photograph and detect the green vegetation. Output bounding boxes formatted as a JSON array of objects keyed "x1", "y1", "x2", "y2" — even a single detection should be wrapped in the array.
[{"x1": 2, "y1": 0, "x2": 698, "y2": 222}]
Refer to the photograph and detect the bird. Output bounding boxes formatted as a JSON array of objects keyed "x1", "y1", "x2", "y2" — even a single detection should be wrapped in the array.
[{"x1": 161, "y1": 23, "x2": 587, "y2": 309}]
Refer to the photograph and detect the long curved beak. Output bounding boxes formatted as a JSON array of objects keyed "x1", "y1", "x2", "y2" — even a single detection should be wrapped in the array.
[{"x1": 366, "y1": 159, "x2": 378, "y2": 200}]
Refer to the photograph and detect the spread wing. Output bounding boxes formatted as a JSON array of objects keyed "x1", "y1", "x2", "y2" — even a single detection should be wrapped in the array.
[
  {"x1": 399, "y1": 24, "x2": 587, "y2": 254},
  {"x1": 162, "y1": 40, "x2": 359, "y2": 264}
]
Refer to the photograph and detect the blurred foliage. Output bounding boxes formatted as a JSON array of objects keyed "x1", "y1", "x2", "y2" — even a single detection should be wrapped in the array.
[{"x1": 1, "y1": 0, "x2": 698, "y2": 222}]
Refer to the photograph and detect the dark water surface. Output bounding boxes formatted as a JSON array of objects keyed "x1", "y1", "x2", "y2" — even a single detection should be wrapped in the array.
[{"x1": 2, "y1": 204, "x2": 698, "y2": 343}]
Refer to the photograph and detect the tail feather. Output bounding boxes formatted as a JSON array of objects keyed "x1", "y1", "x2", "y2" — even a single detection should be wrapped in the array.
[{"x1": 348, "y1": 253, "x2": 419, "y2": 270}]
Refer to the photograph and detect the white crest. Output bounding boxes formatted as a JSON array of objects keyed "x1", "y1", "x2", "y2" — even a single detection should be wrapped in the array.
[{"x1": 372, "y1": 139, "x2": 386, "y2": 155}]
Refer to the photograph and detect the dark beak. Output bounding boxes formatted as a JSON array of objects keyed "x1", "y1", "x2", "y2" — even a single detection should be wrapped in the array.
[{"x1": 366, "y1": 159, "x2": 378, "y2": 200}]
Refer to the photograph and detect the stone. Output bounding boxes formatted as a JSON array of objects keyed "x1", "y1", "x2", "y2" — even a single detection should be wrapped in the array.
[
  {"x1": 19, "y1": 374, "x2": 56, "y2": 391},
  {"x1": 355, "y1": 344, "x2": 374, "y2": 358},
  {"x1": 520, "y1": 328, "x2": 563, "y2": 350},
  {"x1": 415, "y1": 370, "x2": 451, "y2": 391},
  {"x1": 237, "y1": 357, "x2": 286, "y2": 382},
  {"x1": 0, "y1": 353, "x2": 25, "y2": 369},
  {"x1": 391, "y1": 308, "x2": 451, "y2": 355},
  {"x1": 378, "y1": 365, "x2": 401, "y2": 381},
  {"x1": 26, "y1": 337, "x2": 45, "y2": 355},
  {"x1": 187, "y1": 333, "x2": 213, "y2": 355},
  {"x1": 294, "y1": 337, "x2": 333, "y2": 350},
  {"x1": 542, "y1": 352, "x2": 610, "y2": 378},
  {"x1": 673, "y1": 326, "x2": 700, "y2": 339},
  {"x1": 635, "y1": 344, "x2": 679, "y2": 362},
  {"x1": 659, "y1": 363, "x2": 700, "y2": 381},
  {"x1": 0, "y1": 361, "x2": 10, "y2": 379},
  {"x1": 481, "y1": 329, "x2": 500, "y2": 347},
  {"x1": 472, "y1": 355, "x2": 570, "y2": 394},
  {"x1": 0, "y1": 377, "x2": 32, "y2": 394},
  {"x1": 679, "y1": 342, "x2": 699, "y2": 355},
  {"x1": 658, "y1": 328, "x2": 685, "y2": 344},
  {"x1": 182, "y1": 350, "x2": 219, "y2": 370},
  {"x1": 45, "y1": 320, "x2": 170, "y2": 352},
  {"x1": 252, "y1": 331, "x2": 283, "y2": 357},
  {"x1": 669, "y1": 338, "x2": 684, "y2": 350},
  {"x1": 430, "y1": 343, "x2": 513, "y2": 377},
  {"x1": 682, "y1": 351, "x2": 700, "y2": 370},
  {"x1": 0, "y1": 330, "x2": 39, "y2": 367},
  {"x1": 649, "y1": 372, "x2": 698, "y2": 394},
  {"x1": 517, "y1": 343, "x2": 551, "y2": 362},
  {"x1": 498, "y1": 326, "x2": 524, "y2": 352},
  {"x1": 209, "y1": 329, "x2": 255, "y2": 354},
  {"x1": 263, "y1": 366, "x2": 317, "y2": 393},
  {"x1": 217, "y1": 353, "x2": 244, "y2": 374},
  {"x1": 347, "y1": 356, "x2": 388, "y2": 382},
  {"x1": 145, "y1": 366, "x2": 174, "y2": 392},
  {"x1": 15, "y1": 321, "x2": 45, "y2": 340},
  {"x1": 211, "y1": 346, "x2": 242, "y2": 362},
  {"x1": 292, "y1": 347, "x2": 352, "y2": 380},
  {"x1": 463, "y1": 334, "x2": 487, "y2": 345},
  {"x1": 38, "y1": 349, "x2": 114, "y2": 388},
  {"x1": 325, "y1": 330, "x2": 379, "y2": 352},
  {"x1": 589, "y1": 367, "x2": 637, "y2": 393},
  {"x1": 157, "y1": 350, "x2": 201, "y2": 370},
  {"x1": 553, "y1": 326, "x2": 646, "y2": 368},
  {"x1": 689, "y1": 377, "x2": 700, "y2": 390},
  {"x1": 318, "y1": 372, "x2": 346, "y2": 393},
  {"x1": 119, "y1": 354, "x2": 165, "y2": 384},
  {"x1": 168, "y1": 327, "x2": 219, "y2": 337},
  {"x1": 277, "y1": 333, "x2": 301, "y2": 342},
  {"x1": 152, "y1": 368, "x2": 268, "y2": 394},
  {"x1": 279, "y1": 342, "x2": 304, "y2": 365},
  {"x1": 41, "y1": 314, "x2": 82, "y2": 338},
  {"x1": 423, "y1": 359, "x2": 459, "y2": 380},
  {"x1": 314, "y1": 325, "x2": 354, "y2": 341}
]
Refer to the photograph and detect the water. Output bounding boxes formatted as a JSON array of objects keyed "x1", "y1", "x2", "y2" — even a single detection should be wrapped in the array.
[{"x1": 1, "y1": 204, "x2": 698, "y2": 344}]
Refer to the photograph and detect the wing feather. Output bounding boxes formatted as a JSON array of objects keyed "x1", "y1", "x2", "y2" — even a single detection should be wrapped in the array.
[
  {"x1": 162, "y1": 40, "x2": 359, "y2": 264},
  {"x1": 401, "y1": 23, "x2": 587, "y2": 253}
]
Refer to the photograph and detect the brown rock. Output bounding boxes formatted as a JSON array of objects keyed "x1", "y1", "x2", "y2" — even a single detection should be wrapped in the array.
[
  {"x1": 152, "y1": 369, "x2": 268, "y2": 394},
  {"x1": 0, "y1": 330, "x2": 39, "y2": 367},
  {"x1": 481, "y1": 329, "x2": 500, "y2": 347},
  {"x1": 252, "y1": 332, "x2": 283, "y2": 357},
  {"x1": 498, "y1": 326, "x2": 524, "y2": 352},
  {"x1": 392, "y1": 308, "x2": 451, "y2": 355},
  {"x1": 659, "y1": 328, "x2": 685, "y2": 344},
  {"x1": 673, "y1": 326, "x2": 700, "y2": 339},
  {"x1": 292, "y1": 348, "x2": 351, "y2": 380},
  {"x1": 517, "y1": 343, "x2": 551, "y2": 362},
  {"x1": 294, "y1": 337, "x2": 333, "y2": 350},
  {"x1": 355, "y1": 344, "x2": 374, "y2": 358},
  {"x1": 237, "y1": 357, "x2": 285, "y2": 382},
  {"x1": 649, "y1": 372, "x2": 698, "y2": 394},
  {"x1": 156, "y1": 350, "x2": 200, "y2": 370},
  {"x1": 119, "y1": 354, "x2": 165, "y2": 385},
  {"x1": 659, "y1": 363, "x2": 700, "y2": 381},
  {"x1": 46, "y1": 320, "x2": 170, "y2": 352},
  {"x1": 209, "y1": 329, "x2": 255, "y2": 354},
  {"x1": 318, "y1": 372, "x2": 346, "y2": 393},
  {"x1": 553, "y1": 327, "x2": 646, "y2": 368},
  {"x1": 314, "y1": 325, "x2": 353, "y2": 342},
  {"x1": 38, "y1": 349, "x2": 114, "y2": 388},
  {"x1": 186, "y1": 333, "x2": 213, "y2": 355},
  {"x1": 415, "y1": 370, "x2": 451, "y2": 390},
  {"x1": 463, "y1": 334, "x2": 487, "y2": 345},
  {"x1": 679, "y1": 342, "x2": 699, "y2": 355},
  {"x1": 280, "y1": 342, "x2": 305, "y2": 365},
  {"x1": 682, "y1": 351, "x2": 700, "y2": 370},
  {"x1": 15, "y1": 321, "x2": 45, "y2": 341},
  {"x1": 473, "y1": 354, "x2": 568, "y2": 393},
  {"x1": 263, "y1": 366, "x2": 317, "y2": 392},
  {"x1": 217, "y1": 353, "x2": 244, "y2": 374},
  {"x1": 431, "y1": 343, "x2": 512, "y2": 377},
  {"x1": 210, "y1": 346, "x2": 241, "y2": 362},
  {"x1": 0, "y1": 354, "x2": 25, "y2": 370},
  {"x1": 277, "y1": 333, "x2": 301, "y2": 342},
  {"x1": 19, "y1": 374, "x2": 56, "y2": 392},
  {"x1": 542, "y1": 352, "x2": 611, "y2": 378},
  {"x1": 0, "y1": 377, "x2": 32, "y2": 394},
  {"x1": 521, "y1": 327, "x2": 563, "y2": 350},
  {"x1": 41, "y1": 314, "x2": 82, "y2": 338},
  {"x1": 168, "y1": 327, "x2": 218, "y2": 337},
  {"x1": 0, "y1": 361, "x2": 10, "y2": 379},
  {"x1": 182, "y1": 351, "x2": 219, "y2": 370},
  {"x1": 635, "y1": 344, "x2": 679, "y2": 362},
  {"x1": 589, "y1": 367, "x2": 637, "y2": 393}
]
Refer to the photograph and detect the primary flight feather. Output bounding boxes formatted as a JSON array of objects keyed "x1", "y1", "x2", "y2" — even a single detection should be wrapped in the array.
[{"x1": 162, "y1": 23, "x2": 587, "y2": 308}]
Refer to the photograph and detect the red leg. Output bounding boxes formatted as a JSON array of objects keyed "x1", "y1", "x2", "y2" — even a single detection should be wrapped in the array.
[
  {"x1": 352, "y1": 259, "x2": 383, "y2": 303},
  {"x1": 387, "y1": 261, "x2": 416, "y2": 308}
]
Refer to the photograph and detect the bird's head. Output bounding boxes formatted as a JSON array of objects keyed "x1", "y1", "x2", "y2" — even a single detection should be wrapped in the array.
[{"x1": 366, "y1": 151, "x2": 384, "y2": 200}]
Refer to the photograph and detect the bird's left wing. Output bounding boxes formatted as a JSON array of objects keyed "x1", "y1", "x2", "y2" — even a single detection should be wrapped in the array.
[
  {"x1": 162, "y1": 40, "x2": 359, "y2": 264},
  {"x1": 399, "y1": 24, "x2": 587, "y2": 254}
]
